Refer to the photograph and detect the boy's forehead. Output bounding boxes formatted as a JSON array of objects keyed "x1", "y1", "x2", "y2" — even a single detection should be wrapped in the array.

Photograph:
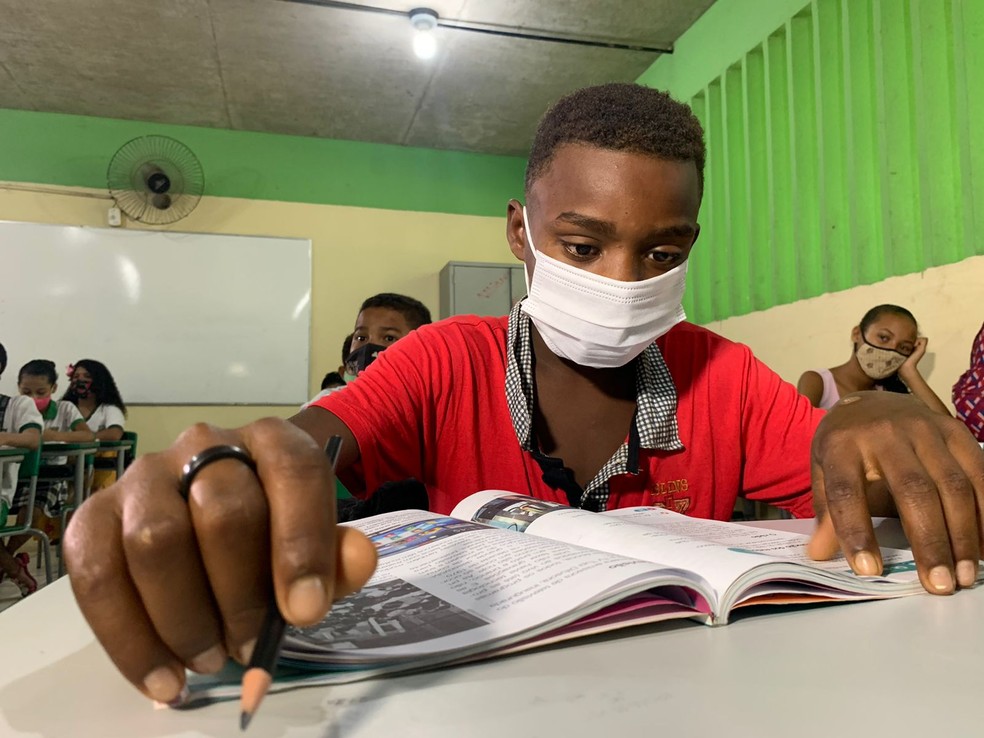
[
  {"x1": 528, "y1": 143, "x2": 701, "y2": 220},
  {"x1": 355, "y1": 307, "x2": 412, "y2": 331}
]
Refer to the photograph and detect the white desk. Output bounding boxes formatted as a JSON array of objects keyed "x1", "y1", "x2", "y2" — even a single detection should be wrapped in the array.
[{"x1": 1, "y1": 521, "x2": 982, "y2": 738}]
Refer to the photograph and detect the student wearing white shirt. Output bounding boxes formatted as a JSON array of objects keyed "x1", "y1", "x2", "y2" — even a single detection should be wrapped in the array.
[
  {"x1": 0, "y1": 343, "x2": 43, "y2": 596},
  {"x1": 6, "y1": 360, "x2": 94, "y2": 565},
  {"x1": 62, "y1": 359, "x2": 129, "y2": 492},
  {"x1": 61, "y1": 359, "x2": 127, "y2": 441}
]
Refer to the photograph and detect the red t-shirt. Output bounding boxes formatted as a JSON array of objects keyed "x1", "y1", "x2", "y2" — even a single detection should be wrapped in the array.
[{"x1": 316, "y1": 316, "x2": 823, "y2": 520}]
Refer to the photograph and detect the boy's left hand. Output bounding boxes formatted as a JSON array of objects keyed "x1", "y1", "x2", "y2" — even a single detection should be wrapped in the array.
[{"x1": 807, "y1": 391, "x2": 984, "y2": 595}]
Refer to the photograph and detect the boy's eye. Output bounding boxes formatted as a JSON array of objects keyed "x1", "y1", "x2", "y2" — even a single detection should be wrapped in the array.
[
  {"x1": 648, "y1": 250, "x2": 681, "y2": 265},
  {"x1": 383, "y1": 335, "x2": 398, "y2": 343},
  {"x1": 562, "y1": 242, "x2": 597, "y2": 259}
]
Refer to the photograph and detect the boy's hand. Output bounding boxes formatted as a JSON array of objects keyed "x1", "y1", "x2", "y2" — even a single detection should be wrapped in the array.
[
  {"x1": 807, "y1": 392, "x2": 984, "y2": 594},
  {"x1": 63, "y1": 418, "x2": 378, "y2": 703}
]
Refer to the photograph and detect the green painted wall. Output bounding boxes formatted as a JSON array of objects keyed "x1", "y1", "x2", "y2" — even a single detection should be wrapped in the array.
[
  {"x1": 0, "y1": 108, "x2": 526, "y2": 217},
  {"x1": 640, "y1": 0, "x2": 984, "y2": 324}
]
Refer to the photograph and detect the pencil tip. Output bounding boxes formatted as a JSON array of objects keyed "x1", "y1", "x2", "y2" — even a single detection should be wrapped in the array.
[{"x1": 240, "y1": 711, "x2": 253, "y2": 731}]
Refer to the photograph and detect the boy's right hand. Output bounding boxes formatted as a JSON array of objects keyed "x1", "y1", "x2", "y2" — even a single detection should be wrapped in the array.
[{"x1": 63, "y1": 418, "x2": 378, "y2": 703}]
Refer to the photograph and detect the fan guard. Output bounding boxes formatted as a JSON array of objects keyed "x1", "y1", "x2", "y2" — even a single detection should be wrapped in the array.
[{"x1": 107, "y1": 135, "x2": 205, "y2": 225}]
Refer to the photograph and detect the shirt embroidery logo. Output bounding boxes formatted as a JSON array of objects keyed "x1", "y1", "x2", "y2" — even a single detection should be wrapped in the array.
[{"x1": 650, "y1": 478, "x2": 690, "y2": 513}]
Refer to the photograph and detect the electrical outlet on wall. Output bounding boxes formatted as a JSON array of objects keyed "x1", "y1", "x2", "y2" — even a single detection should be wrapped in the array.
[{"x1": 107, "y1": 206, "x2": 122, "y2": 227}]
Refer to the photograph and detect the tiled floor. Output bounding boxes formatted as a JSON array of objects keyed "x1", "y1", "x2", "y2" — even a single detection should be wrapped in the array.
[{"x1": 0, "y1": 539, "x2": 59, "y2": 614}]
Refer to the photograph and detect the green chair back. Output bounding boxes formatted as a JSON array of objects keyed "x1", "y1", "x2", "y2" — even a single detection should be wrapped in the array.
[
  {"x1": 16, "y1": 446, "x2": 41, "y2": 480},
  {"x1": 122, "y1": 431, "x2": 138, "y2": 468}
]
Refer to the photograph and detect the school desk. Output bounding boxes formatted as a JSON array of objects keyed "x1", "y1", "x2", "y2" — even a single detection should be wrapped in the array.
[
  {"x1": 39, "y1": 441, "x2": 99, "y2": 508},
  {"x1": 0, "y1": 519, "x2": 982, "y2": 738}
]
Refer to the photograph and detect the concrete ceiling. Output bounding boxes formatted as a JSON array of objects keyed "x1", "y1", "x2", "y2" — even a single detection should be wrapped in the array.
[{"x1": 0, "y1": 0, "x2": 715, "y2": 156}]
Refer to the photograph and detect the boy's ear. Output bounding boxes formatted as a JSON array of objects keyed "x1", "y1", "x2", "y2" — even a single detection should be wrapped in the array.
[
  {"x1": 850, "y1": 326, "x2": 862, "y2": 345},
  {"x1": 505, "y1": 199, "x2": 527, "y2": 263}
]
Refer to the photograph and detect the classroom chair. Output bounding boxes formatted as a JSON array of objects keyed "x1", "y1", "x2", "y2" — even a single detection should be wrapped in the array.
[
  {"x1": 122, "y1": 430, "x2": 138, "y2": 469},
  {"x1": 0, "y1": 447, "x2": 54, "y2": 585},
  {"x1": 93, "y1": 430, "x2": 139, "y2": 476}
]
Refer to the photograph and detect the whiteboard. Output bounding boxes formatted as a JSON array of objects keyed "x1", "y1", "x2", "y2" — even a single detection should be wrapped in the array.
[{"x1": 0, "y1": 222, "x2": 310, "y2": 404}]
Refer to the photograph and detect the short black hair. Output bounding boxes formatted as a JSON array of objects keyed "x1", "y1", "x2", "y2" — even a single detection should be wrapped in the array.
[
  {"x1": 525, "y1": 83, "x2": 706, "y2": 197},
  {"x1": 320, "y1": 371, "x2": 345, "y2": 390},
  {"x1": 18, "y1": 359, "x2": 58, "y2": 385},
  {"x1": 0, "y1": 342, "x2": 6, "y2": 374},
  {"x1": 342, "y1": 333, "x2": 354, "y2": 363},
  {"x1": 359, "y1": 293, "x2": 432, "y2": 330}
]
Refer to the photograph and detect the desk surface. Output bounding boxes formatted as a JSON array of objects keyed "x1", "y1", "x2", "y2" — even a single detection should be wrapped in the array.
[
  {"x1": 95, "y1": 439, "x2": 134, "y2": 449},
  {"x1": 1, "y1": 520, "x2": 982, "y2": 738},
  {"x1": 40, "y1": 441, "x2": 100, "y2": 452}
]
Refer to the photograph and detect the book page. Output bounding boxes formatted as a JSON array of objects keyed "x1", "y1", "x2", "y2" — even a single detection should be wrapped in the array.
[
  {"x1": 280, "y1": 509, "x2": 706, "y2": 666},
  {"x1": 602, "y1": 507, "x2": 919, "y2": 581},
  {"x1": 452, "y1": 491, "x2": 922, "y2": 606}
]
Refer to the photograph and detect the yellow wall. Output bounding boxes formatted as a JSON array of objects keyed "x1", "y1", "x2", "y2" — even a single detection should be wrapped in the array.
[
  {"x1": 0, "y1": 182, "x2": 514, "y2": 453},
  {"x1": 705, "y1": 254, "x2": 984, "y2": 410}
]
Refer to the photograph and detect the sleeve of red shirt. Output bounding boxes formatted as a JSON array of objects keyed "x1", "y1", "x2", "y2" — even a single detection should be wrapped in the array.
[
  {"x1": 737, "y1": 345, "x2": 825, "y2": 518},
  {"x1": 312, "y1": 326, "x2": 440, "y2": 499}
]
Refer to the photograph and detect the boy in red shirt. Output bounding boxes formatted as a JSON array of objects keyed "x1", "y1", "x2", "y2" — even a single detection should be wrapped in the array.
[{"x1": 65, "y1": 84, "x2": 984, "y2": 704}]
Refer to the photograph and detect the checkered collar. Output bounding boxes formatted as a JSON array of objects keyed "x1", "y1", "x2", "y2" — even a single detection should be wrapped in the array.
[{"x1": 504, "y1": 300, "x2": 683, "y2": 507}]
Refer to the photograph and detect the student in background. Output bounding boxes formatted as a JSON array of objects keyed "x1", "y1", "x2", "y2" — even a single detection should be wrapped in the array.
[
  {"x1": 304, "y1": 293, "x2": 432, "y2": 408},
  {"x1": 321, "y1": 370, "x2": 347, "y2": 392},
  {"x1": 64, "y1": 84, "x2": 984, "y2": 704},
  {"x1": 63, "y1": 359, "x2": 129, "y2": 492},
  {"x1": 16, "y1": 360, "x2": 94, "y2": 444},
  {"x1": 797, "y1": 304, "x2": 950, "y2": 415},
  {"x1": 6, "y1": 359, "x2": 94, "y2": 561},
  {"x1": 344, "y1": 293, "x2": 432, "y2": 380},
  {"x1": 0, "y1": 343, "x2": 43, "y2": 596},
  {"x1": 62, "y1": 359, "x2": 127, "y2": 441},
  {"x1": 952, "y1": 321, "x2": 984, "y2": 442}
]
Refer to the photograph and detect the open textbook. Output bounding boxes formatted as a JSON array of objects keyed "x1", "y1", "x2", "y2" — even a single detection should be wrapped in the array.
[{"x1": 185, "y1": 490, "x2": 970, "y2": 703}]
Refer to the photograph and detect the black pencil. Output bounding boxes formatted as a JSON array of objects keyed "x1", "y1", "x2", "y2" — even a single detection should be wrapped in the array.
[{"x1": 239, "y1": 435, "x2": 344, "y2": 730}]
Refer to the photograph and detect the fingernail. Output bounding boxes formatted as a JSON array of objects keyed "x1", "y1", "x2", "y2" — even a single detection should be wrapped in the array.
[
  {"x1": 143, "y1": 666, "x2": 184, "y2": 703},
  {"x1": 188, "y1": 644, "x2": 226, "y2": 674},
  {"x1": 239, "y1": 638, "x2": 257, "y2": 665},
  {"x1": 167, "y1": 683, "x2": 190, "y2": 708},
  {"x1": 854, "y1": 551, "x2": 880, "y2": 576},
  {"x1": 287, "y1": 576, "x2": 328, "y2": 623},
  {"x1": 956, "y1": 560, "x2": 978, "y2": 588},
  {"x1": 928, "y1": 565, "x2": 954, "y2": 593}
]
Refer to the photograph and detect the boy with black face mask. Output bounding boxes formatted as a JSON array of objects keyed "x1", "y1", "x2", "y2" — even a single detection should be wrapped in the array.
[
  {"x1": 303, "y1": 294, "x2": 432, "y2": 409},
  {"x1": 343, "y1": 293, "x2": 432, "y2": 380}
]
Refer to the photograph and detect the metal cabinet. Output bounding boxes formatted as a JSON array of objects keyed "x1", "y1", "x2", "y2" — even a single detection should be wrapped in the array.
[{"x1": 439, "y1": 261, "x2": 527, "y2": 319}]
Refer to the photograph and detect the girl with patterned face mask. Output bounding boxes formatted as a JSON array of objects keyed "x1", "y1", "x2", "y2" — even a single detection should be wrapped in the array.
[{"x1": 797, "y1": 304, "x2": 951, "y2": 415}]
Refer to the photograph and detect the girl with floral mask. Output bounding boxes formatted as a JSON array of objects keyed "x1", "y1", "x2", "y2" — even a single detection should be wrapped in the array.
[{"x1": 797, "y1": 304, "x2": 950, "y2": 415}]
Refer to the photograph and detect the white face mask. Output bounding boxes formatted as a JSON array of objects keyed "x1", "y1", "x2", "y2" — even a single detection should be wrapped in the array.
[{"x1": 520, "y1": 207, "x2": 689, "y2": 368}]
